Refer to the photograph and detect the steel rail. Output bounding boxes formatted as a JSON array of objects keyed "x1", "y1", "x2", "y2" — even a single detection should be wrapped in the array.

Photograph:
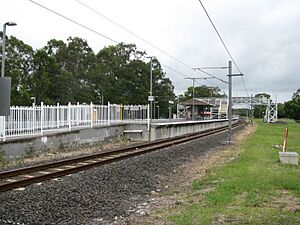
[{"x1": 0, "y1": 122, "x2": 243, "y2": 192}]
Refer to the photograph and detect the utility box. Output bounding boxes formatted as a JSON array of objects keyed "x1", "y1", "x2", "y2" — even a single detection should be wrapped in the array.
[
  {"x1": 0, "y1": 77, "x2": 12, "y2": 116},
  {"x1": 279, "y1": 152, "x2": 299, "y2": 165}
]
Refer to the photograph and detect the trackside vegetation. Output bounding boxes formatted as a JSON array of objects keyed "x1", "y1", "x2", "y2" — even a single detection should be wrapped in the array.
[{"x1": 168, "y1": 120, "x2": 300, "y2": 224}]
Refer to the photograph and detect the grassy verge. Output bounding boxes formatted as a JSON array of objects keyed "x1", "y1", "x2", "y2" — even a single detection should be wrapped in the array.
[{"x1": 168, "y1": 120, "x2": 300, "y2": 224}]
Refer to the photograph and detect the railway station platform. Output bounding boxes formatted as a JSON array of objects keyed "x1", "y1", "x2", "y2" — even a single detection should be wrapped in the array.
[{"x1": 0, "y1": 118, "x2": 239, "y2": 159}]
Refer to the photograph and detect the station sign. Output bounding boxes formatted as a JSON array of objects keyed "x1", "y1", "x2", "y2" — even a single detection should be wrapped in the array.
[{"x1": 148, "y1": 96, "x2": 154, "y2": 102}]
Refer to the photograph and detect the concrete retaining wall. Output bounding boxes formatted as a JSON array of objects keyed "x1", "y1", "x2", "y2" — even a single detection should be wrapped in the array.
[
  {"x1": 0, "y1": 124, "x2": 125, "y2": 159},
  {"x1": 123, "y1": 123, "x2": 149, "y2": 141},
  {"x1": 150, "y1": 119, "x2": 238, "y2": 141}
]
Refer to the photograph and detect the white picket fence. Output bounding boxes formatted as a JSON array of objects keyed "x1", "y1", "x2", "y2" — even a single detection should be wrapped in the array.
[{"x1": 0, "y1": 102, "x2": 149, "y2": 141}]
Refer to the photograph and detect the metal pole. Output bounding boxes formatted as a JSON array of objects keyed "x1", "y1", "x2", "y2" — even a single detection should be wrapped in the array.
[
  {"x1": 154, "y1": 100, "x2": 156, "y2": 119},
  {"x1": 147, "y1": 104, "x2": 151, "y2": 141},
  {"x1": 169, "y1": 103, "x2": 171, "y2": 120},
  {"x1": 249, "y1": 94, "x2": 253, "y2": 123},
  {"x1": 150, "y1": 58, "x2": 153, "y2": 120},
  {"x1": 108, "y1": 101, "x2": 111, "y2": 125},
  {"x1": 157, "y1": 106, "x2": 159, "y2": 119},
  {"x1": 1, "y1": 24, "x2": 6, "y2": 77},
  {"x1": 176, "y1": 103, "x2": 179, "y2": 118},
  {"x1": 228, "y1": 61, "x2": 232, "y2": 142},
  {"x1": 251, "y1": 94, "x2": 254, "y2": 123},
  {"x1": 192, "y1": 78, "x2": 195, "y2": 120},
  {"x1": 0, "y1": 23, "x2": 5, "y2": 135}
]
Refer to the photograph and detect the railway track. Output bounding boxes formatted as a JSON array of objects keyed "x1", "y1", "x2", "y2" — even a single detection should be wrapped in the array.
[{"x1": 0, "y1": 122, "x2": 243, "y2": 192}]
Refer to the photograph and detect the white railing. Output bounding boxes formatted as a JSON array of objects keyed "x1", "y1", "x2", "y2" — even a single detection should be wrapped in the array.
[{"x1": 0, "y1": 102, "x2": 149, "y2": 141}]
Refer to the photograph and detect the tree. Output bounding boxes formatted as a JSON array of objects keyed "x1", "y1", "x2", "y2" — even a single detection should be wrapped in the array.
[
  {"x1": 277, "y1": 103, "x2": 287, "y2": 118},
  {"x1": 94, "y1": 43, "x2": 175, "y2": 108},
  {"x1": 95, "y1": 43, "x2": 145, "y2": 104},
  {"x1": 31, "y1": 49, "x2": 58, "y2": 104},
  {"x1": 253, "y1": 93, "x2": 271, "y2": 118},
  {"x1": 179, "y1": 85, "x2": 226, "y2": 102},
  {"x1": 43, "y1": 39, "x2": 74, "y2": 104},
  {"x1": 151, "y1": 59, "x2": 176, "y2": 117},
  {"x1": 0, "y1": 33, "x2": 34, "y2": 105},
  {"x1": 43, "y1": 37, "x2": 96, "y2": 104},
  {"x1": 2, "y1": 34, "x2": 176, "y2": 108},
  {"x1": 285, "y1": 91, "x2": 300, "y2": 120}
]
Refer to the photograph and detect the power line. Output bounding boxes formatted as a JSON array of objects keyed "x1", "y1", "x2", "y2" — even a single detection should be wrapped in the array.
[
  {"x1": 28, "y1": 0, "x2": 119, "y2": 44},
  {"x1": 27, "y1": 0, "x2": 201, "y2": 85},
  {"x1": 241, "y1": 77, "x2": 249, "y2": 97},
  {"x1": 197, "y1": 0, "x2": 240, "y2": 73},
  {"x1": 28, "y1": 0, "x2": 225, "y2": 93},
  {"x1": 75, "y1": 0, "x2": 192, "y2": 70},
  {"x1": 75, "y1": 0, "x2": 225, "y2": 83},
  {"x1": 197, "y1": 0, "x2": 249, "y2": 97},
  {"x1": 161, "y1": 63, "x2": 218, "y2": 87},
  {"x1": 194, "y1": 68, "x2": 228, "y2": 84}
]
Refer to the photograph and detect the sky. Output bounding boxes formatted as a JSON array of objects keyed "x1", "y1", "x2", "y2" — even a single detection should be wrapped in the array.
[{"x1": 1, "y1": 0, "x2": 300, "y2": 103}]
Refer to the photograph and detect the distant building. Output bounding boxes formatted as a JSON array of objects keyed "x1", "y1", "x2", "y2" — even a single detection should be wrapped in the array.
[{"x1": 178, "y1": 98, "x2": 215, "y2": 120}]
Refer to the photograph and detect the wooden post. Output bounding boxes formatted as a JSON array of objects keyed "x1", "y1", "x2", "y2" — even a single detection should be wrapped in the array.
[{"x1": 283, "y1": 127, "x2": 288, "y2": 152}]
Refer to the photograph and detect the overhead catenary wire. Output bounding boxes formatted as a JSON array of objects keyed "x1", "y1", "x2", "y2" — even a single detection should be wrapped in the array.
[
  {"x1": 27, "y1": 0, "x2": 200, "y2": 86},
  {"x1": 75, "y1": 0, "x2": 226, "y2": 84},
  {"x1": 241, "y1": 77, "x2": 249, "y2": 97},
  {"x1": 74, "y1": 0, "x2": 195, "y2": 70},
  {"x1": 161, "y1": 63, "x2": 217, "y2": 87},
  {"x1": 197, "y1": 0, "x2": 249, "y2": 97},
  {"x1": 197, "y1": 0, "x2": 241, "y2": 73},
  {"x1": 28, "y1": 0, "x2": 119, "y2": 44},
  {"x1": 28, "y1": 0, "x2": 225, "y2": 93}
]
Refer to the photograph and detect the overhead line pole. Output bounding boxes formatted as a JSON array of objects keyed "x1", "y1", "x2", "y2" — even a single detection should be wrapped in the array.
[
  {"x1": 194, "y1": 62, "x2": 242, "y2": 143},
  {"x1": 227, "y1": 61, "x2": 243, "y2": 143},
  {"x1": 228, "y1": 61, "x2": 233, "y2": 142},
  {"x1": 148, "y1": 57, "x2": 154, "y2": 119}
]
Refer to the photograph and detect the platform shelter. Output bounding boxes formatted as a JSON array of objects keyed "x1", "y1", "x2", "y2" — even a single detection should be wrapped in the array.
[{"x1": 178, "y1": 98, "x2": 215, "y2": 120}]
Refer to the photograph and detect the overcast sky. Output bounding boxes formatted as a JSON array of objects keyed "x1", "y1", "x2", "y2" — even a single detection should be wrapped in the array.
[{"x1": 1, "y1": 0, "x2": 300, "y2": 103}]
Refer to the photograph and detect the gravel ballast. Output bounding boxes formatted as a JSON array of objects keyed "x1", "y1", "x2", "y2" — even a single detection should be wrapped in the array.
[{"x1": 0, "y1": 126, "x2": 245, "y2": 225}]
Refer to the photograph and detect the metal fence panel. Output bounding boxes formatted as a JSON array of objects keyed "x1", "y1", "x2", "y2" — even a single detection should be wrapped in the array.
[{"x1": 0, "y1": 102, "x2": 148, "y2": 141}]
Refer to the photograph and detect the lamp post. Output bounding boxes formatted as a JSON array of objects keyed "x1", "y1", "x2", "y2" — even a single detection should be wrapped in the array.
[
  {"x1": 2, "y1": 21, "x2": 17, "y2": 78},
  {"x1": 0, "y1": 21, "x2": 16, "y2": 139},
  {"x1": 30, "y1": 97, "x2": 36, "y2": 106},
  {"x1": 146, "y1": 56, "x2": 154, "y2": 141},
  {"x1": 146, "y1": 56, "x2": 154, "y2": 119},
  {"x1": 168, "y1": 100, "x2": 174, "y2": 120}
]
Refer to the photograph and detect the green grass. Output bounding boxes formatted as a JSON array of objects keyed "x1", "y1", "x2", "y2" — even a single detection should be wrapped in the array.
[{"x1": 168, "y1": 120, "x2": 300, "y2": 225}]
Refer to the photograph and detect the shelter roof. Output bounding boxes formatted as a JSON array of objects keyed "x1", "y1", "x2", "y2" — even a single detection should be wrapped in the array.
[{"x1": 181, "y1": 98, "x2": 215, "y2": 107}]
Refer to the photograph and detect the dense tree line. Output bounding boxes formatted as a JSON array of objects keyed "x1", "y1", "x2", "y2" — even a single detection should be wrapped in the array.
[
  {"x1": 1, "y1": 34, "x2": 176, "y2": 117},
  {"x1": 178, "y1": 85, "x2": 226, "y2": 101},
  {"x1": 284, "y1": 89, "x2": 300, "y2": 120}
]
